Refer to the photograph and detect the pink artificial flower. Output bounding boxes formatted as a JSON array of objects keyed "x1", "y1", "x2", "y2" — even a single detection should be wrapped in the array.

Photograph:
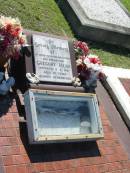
[
  {"x1": 18, "y1": 37, "x2": 25, "y2": 44},
  {"x1": 0, "y1": 16, "x2": 27, "y2": 60},
  {"x1": 74, "y1": 41, "x2": 89, "y2": 55}
]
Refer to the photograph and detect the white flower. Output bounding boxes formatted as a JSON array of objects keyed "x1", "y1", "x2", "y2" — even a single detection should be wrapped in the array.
[
  {"x1": 72, "y1": 77, "x2": 81, "y2": 87},
  {"x1": 83, "y1": 57, "x2": 90, "y2": 64},
  {"x1": 87, "y1": 54, "x2": 99, "y2": 59},
  {"x1": 76, "y1": 58, "x2": 82, "y2": 66},
  {"x1": 92, "y1": 63, "x2": 102, "y2": 71},
  {"x1": 83, "y1": 57, "x2": 92, "y2": 69}
]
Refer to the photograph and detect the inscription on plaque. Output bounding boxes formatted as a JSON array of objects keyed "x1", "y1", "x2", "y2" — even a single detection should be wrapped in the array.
[{"x1": 32, "y1": 34, "x2": 73, "y2": 83}]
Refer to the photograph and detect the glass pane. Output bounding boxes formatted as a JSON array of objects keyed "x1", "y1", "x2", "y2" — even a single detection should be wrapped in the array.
[{"x1": 33, "y1": 92, "x2": 99, "y2": 136}]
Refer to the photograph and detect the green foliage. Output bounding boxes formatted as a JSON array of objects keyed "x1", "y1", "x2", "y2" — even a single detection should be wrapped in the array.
[{"x1": 0, "y1": 0, "x2": 130, "y2": 68}]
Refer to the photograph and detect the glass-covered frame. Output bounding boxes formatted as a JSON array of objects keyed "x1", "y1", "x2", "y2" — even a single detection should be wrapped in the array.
[{"x1": 24, "y1": 89, "x2": 104, "y2": 144}]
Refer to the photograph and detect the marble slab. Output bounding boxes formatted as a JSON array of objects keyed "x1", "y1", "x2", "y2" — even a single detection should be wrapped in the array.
[
  {"x1": 59, "y1": 0, "x2": 130, "y2": 48},
  {"x1": 102, "y1": 66, "x2": 130, "y2": 128},
  {"x1": 77, "y1": 0, "x2": 130, "y2": 28},
  {"x1": 33, "y1": 34, "x2": 73, "y2": 83}
]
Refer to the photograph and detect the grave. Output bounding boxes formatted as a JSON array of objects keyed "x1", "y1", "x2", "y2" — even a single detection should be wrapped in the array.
[
  {"x1": 1, "y1": 30, "x2": 130, "y2": 172},
  {"x1": 22, "y1": 30, "x2": 104, "y2": 144},
  {"x1": 58, "y1": 0, "x2": 130, "y2": 48}
]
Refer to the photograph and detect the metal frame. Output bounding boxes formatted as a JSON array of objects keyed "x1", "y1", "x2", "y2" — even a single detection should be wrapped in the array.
[{"x1": 24, "y1": 89, "x2": 104, "y2": 144}]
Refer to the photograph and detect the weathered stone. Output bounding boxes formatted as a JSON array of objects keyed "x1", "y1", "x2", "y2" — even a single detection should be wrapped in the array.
[
  {"x1": 33, "y1": 34, "x2": 73, "y2": 83},
  {"x1": 58, "y1": 0, "x2": 130, "y2": 48}
]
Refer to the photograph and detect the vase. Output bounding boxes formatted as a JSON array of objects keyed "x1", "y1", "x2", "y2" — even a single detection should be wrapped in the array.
[{"x1": 83, "y1": 78, "x2": 97, "y2": 94}]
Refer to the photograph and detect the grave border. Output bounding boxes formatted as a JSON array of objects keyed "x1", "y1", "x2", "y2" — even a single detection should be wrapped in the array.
[{"x1": 58, "y1": 0, "x2": 130, "y2": 48}]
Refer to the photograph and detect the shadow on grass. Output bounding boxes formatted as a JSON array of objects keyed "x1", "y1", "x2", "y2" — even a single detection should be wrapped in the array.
[
  {"x1": 55, "y1": 0, "x2": 130, "y2": 58},
  {"x1": 82, "y1": 39, "x2": 130, "y2": 58}
]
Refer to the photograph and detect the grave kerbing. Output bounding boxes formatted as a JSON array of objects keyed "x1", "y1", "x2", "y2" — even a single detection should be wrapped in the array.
[{"x1": 58, "y1": 0, "x2": 130, "y2": 48}]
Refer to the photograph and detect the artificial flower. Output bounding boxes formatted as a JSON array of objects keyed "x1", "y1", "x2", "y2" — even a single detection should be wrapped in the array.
[
  {"x1": 72, "y1": 77, "x2": 81, "y2": 87},
  {"x1": 74, "y1": 40, "x2": 104, "y2": 89},
  {"x1": 74, "y1": 40, "x2": 89, "y2": 56},
  {"x1": 0, "y1": 16, "x2": 27, "y2": 60}
]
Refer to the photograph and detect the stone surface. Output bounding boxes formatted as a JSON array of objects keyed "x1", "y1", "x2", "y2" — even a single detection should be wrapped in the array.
[
  {"x1": 78, "y1": 0, "x2": 130, "y2": 28},
  {"x1": 33, "y1": 34, "x2": 73, "y2": 83},
  {"x1": 59, "y1": 0, "x2": 130, "y2": 48},
  {"x1": 102, "y1": 66, "x2": 130, "y2": 128}
]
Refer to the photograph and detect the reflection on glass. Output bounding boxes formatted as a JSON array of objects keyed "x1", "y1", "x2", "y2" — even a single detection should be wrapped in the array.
[{"x1": 34, "y1": 93, "x2": 98, "y2": 136}]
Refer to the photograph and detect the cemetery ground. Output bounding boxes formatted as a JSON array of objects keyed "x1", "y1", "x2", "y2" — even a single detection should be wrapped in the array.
[
  {"x1": 1, "y1": 1, "x2": 130, "y2": 173},
  {"x1": 0, "y1": 0, "x2": 130, "y2": 69}
]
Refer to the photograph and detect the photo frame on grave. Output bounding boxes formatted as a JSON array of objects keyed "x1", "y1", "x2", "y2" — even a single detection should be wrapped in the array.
[
  {"x1": 24, "y1": 89, "x2": 104, "y2": 144},
  {"x1": 24, "y1": 31, "x2": 77, "y2": 86}
]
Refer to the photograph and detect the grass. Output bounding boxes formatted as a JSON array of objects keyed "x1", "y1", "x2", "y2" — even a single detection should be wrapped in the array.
[
  {"x1": 0, "y1": 0, "x2": 130, "y2": 68},
  {"x1": 86, "y1": 0, "x2": 130, "y2": 69},
  {"x1": 122, "y1": 0, "x2": 130, "y2": 11},
  {"x1": 0, "y1": 0, "x2": 73, "y2": 37}
]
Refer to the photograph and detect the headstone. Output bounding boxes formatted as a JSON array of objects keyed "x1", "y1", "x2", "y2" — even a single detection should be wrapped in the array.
[
  {"x1": 59, "y1": 0, "x2": 130, "y2": 48},
  {"x1": 32, "y1": 34, "x2": 73, "y2": 83},
  {"x1": 23, "y1": 30, "x2": 104, "y2": 144}
]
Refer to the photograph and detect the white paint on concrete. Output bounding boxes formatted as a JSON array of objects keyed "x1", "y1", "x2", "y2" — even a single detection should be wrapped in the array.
[
  {"x1": 103, "y1": 66, "x2": 130, "y2": 127},
  {"x1": 77, "y1": 0, "x2": 130, "y2": 28},
  {"x1": 103, "y1": 66, "x2": 130, "y2": 79}
]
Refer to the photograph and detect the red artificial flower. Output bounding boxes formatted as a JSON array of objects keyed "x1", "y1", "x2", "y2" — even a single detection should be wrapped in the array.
[
  {"x1": 11, "y1": 29, "x2": 19, "y2": 37},
  {"x1": 89, "y1": 57, "x2": 101, "y2": 64},
  {"x1": 13, "y1": 50, "x2": 20, "y2": 60},
  {"x1": 77, "y1": 64, "x2": 83, "y2": 73},
  {"x1": 98, "y1": 72, "x2": 105, "y2": 80},
  {"x1": 2, "y1": 37, "x2": 9, "y2": 48},
  {"x1": 74, "y1": 41, "x2": 89, "y2": 55},
  {"x1": 18, "y1": 37, "x2": 25, "y2": 44},
  {"x1": 79, "y1": 42, "x2": 89, "y2": 55},
  {"x1": 0, "y1": 16, "x2": 27, "y2": 60},
  {"x1": 5, "y1": 23, "x2": 12, "y2": 33},
  {"x1": 80, "y1": 68, "x2": 91, "y2": 80}
]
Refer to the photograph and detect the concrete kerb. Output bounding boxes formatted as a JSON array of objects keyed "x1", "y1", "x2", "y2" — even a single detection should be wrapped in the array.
[
  {"x1": 102, "y1": 66, "x2": 130, "y2": 128},
  {"x1": 58, "y1": 0, "x2": 130, "y2": 49}
]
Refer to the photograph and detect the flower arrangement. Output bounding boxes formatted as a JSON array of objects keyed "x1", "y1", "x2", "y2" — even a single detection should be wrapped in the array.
[
  {"x1": 73, "y1": 40, "x2": 104, "y2": 92},
  {"x1": 0, "y1": 16, "x2": 26, "y2": 66}
]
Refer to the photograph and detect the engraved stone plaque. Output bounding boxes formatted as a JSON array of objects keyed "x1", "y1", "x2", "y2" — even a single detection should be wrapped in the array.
[{"x1": 32, "y1": 34, "x2": 73, "y2": 83}]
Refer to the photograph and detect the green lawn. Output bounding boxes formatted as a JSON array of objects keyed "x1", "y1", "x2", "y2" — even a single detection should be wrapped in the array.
[
  {"x1": 88, "y1": 0, "x2": 130, "y2": 69},
  {"x1": 122, "y1": 0, "x2": 130, "y2": 11},
  {"x1": 0, "y1": 0, "x2": 130, "y2": 68},
  {"x1": 0, "y1": 0, "x2": 73, "y2": 37}
]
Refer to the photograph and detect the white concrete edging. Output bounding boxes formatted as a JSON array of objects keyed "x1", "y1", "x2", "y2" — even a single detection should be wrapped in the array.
[{"x1": 103, "y1": 66, "x2": 130, "y2": 128}]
